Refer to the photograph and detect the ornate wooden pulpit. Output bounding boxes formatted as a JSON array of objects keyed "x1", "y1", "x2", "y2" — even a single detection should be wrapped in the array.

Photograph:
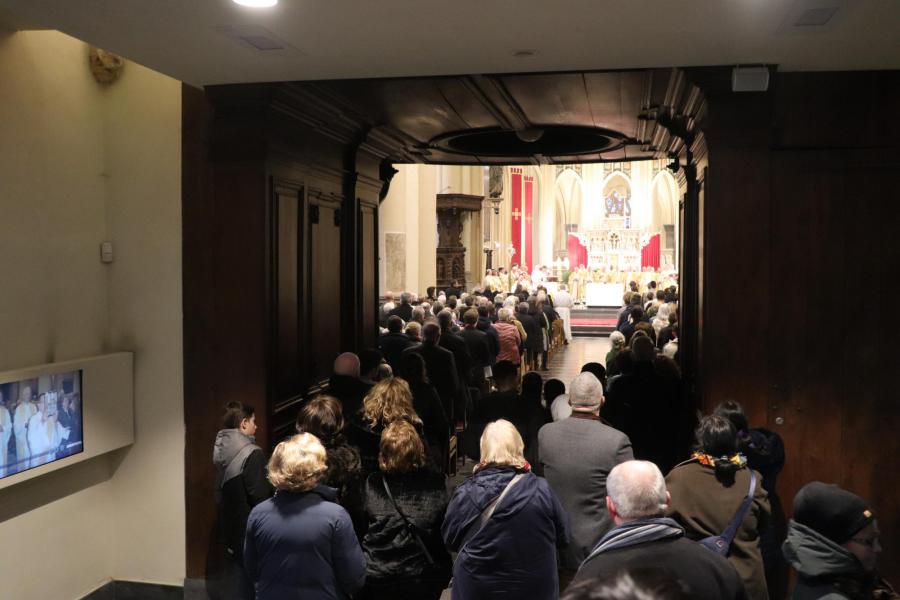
[{"x1": 436, "y1": 193, "x2": 484, "y2": 289}]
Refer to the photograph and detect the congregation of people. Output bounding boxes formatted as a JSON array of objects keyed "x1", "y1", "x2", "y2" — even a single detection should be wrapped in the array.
[{"x1": 212, "y1": 279, "x2": 896, "y2": 600}]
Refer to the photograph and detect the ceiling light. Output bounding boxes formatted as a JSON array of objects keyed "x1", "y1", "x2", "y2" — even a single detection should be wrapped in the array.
[
  {"x1": 515, "y1": 128, "x2": 544, "y2": 143},
  {"x1": 233, "y1": 0, "x2": 278, "y2": 7}
]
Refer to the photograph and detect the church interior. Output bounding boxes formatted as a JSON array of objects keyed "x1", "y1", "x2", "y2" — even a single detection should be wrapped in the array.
[{"x1": 1, "y1": 1, "x2": 899, "y2": 599}]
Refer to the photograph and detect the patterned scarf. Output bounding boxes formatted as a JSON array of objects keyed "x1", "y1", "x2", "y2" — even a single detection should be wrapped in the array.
[{"x1": 581, "y1": 517, "x2": 684, "y2": 566}]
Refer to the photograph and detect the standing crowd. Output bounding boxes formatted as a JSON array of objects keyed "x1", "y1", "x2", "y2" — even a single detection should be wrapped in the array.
[{"x1": 212, "y1": 281, "x2": 895, "y2": 600}]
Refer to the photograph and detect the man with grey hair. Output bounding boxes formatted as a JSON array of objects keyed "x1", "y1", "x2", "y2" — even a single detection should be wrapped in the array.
[
  {"x1": 538, "y1": 372, "x2": 634, "y2": 585},
  {"x1": 388, "y1": 291, "x2": 413, "y2": 322},
  {"x1": 573, "y1": 461, "x2": 747, "y2": 599}
]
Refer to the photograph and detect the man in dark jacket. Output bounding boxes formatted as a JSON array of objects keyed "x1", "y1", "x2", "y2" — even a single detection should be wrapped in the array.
[
  {"x1": 328, "y1": 352, "x2": 372, "y2": 424},
  {"x1": 782, "y1": 481, "x2": 896, "y2": 600},
  {"x1": 459, "y1": 309, "x2": 492, "y2": 392},
  {"x1": 388, "y1": 291, "x2": 414, "y2": 322},
  {"x1": 213, "y1": 402, "x2": 272, "y2": 600},
  {"x1": 378, "y1": 316, "x2": 413, "y2": 373},
  {"x1": 402, "y1": 323, "x2": 459, "y2": 421},
  {"x1": 476, "y1": 305, "x2": 500, "y2": 364},
  {"x1": 437, "y1": 310, "x2": 472, "y2": 421},
  {"x1": 573, "y1": 460, "x2": 747, "y2": 600}
]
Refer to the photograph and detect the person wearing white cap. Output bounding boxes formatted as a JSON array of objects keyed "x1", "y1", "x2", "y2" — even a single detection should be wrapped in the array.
[{"x1": 537, "y1": 372, "x2": 634, "y2": 587}]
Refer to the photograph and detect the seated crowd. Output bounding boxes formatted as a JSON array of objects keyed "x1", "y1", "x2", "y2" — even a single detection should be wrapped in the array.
[{"x1": 212, "y1": 284, "x2": 895, "y2": 600}]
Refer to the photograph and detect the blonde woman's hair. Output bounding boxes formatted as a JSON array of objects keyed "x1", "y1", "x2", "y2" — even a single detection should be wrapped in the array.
[
  {"x1": 267, "y1": 433, "x2": 327, "y2": 493},
  {"x1": 379, "y1": 420, "x2": 426, "y2": 473},
  {"x1": 480, "y1": 419, "x2": 527, "y2": 468},
  {"x1": 363, "y1": 377, "x2": 420, "y2": 428}
]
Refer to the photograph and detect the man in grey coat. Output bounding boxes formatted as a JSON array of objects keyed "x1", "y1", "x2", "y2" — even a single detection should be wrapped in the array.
[{"x1": 538, "y1": 371, "x2": 634, "y2": 585}]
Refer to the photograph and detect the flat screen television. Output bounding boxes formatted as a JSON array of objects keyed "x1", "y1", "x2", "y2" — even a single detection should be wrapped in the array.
[{"x1": 0, "y1": 369, "x2": 83, "y2": 479}]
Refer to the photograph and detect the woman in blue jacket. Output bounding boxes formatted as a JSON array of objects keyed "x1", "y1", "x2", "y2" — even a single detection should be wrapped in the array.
[
  {"x1": 244, "y1": 432, "x2": 366, "y2": 600},
  {"x1": 442, "y1": 419, "x2": 570, "y2": 600}
]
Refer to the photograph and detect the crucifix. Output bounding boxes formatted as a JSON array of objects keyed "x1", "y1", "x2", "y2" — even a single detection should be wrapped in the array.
[{"x1": 512, "y1": 208, "x2": 522, "y2": 221}]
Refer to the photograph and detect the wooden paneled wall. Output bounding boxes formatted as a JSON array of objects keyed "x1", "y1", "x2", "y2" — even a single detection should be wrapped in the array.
[
  {"x1": 181, "y1": 82, "x2": 388, "y2": 580},
  {"x1": 695, "y1": 71, "x2": 900, "y2": 581}
]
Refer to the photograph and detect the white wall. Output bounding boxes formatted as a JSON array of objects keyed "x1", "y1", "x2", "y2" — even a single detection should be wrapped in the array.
[{"x1": 0, "y1": 30, "x2": 184, "y2": 597}]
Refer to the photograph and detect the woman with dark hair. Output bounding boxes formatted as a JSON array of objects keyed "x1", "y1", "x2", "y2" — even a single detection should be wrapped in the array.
[
  {"x1": 398, "y1": 352, "x2": 449, "y2": 469},
  {"x1": 296, "y1": 394, "x2": 365, "y2": 536},
  {"x1": 665, "y1": 415, "x2": 771, "y2": 600},
  {"x1": 361, "y1": 420, "x2": 451, "y2": 599},
  {"x1": 714, "y1": 400, "x2": 786, "y2": 592},
  {"x1": 213, "y1": 401, "x2": 272, "y2": 600}
]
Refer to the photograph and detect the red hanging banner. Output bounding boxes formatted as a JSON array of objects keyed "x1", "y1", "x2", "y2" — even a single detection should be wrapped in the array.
[
  {"x1": 524, "y1": 175, "x2": 534, "y2": 271},
  {"x1": 510, "y1": 168, "x2": 522, "y2": 267},
  {"x1": 641, "y1": 234, "x2": 661, "y2": 270}
]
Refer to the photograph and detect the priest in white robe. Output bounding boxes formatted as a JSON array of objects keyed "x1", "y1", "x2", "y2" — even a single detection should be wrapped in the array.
[
  {"x1": 0, "y1": 392, "x2": 11, "y2": 477},
  {"x1": 553, "y1": 284, "x2": 575, "y2": 342}
]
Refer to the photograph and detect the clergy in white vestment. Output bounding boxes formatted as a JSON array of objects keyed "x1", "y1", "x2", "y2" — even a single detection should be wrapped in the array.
[
  {"x1": 531, "y1": 265, "x2": 546, "y2": 287},
  {"x1": 553, "y1": 284, "x2": 575, "y2": 342},
  {"x1": 26, "y1": 394, "x2": 69, "y2": 469},
  {"x1": 13, "y1": 387, "x2": 36, "y2": 469},
  {"x1": 0, "y1": 395, "x2": 11, "y2": 476}
]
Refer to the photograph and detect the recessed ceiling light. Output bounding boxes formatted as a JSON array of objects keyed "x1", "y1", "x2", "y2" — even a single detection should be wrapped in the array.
[
  {"x1": 512, "y1": 49, "x2": 538, "y2": 59},
  {"x1": 233, "y1": 0, "x2": 278, "y2": 7}
]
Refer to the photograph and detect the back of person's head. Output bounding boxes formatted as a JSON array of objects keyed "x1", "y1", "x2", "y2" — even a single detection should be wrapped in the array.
[
  {"x1": 463, "y1": 308, "x2": 479, "y2": 326},
  {"x1": 431, "y1": 301, "x2": 444, "y2": 315},
  {"x1": 411, "y1": 306, "x2": 426, "y2": 323},
  {"x1": 437, "y1": 309, "x2": 454, "y2": 331},
  {"x1": 400, "y1": 291, "x2": 412, "y2": 305},
  {"x1": 517, "y1": 302, "x2": 530, "y2": 314},
  {"x1": 493, "y1": 360, "x2": 519, "y2": 391},
  {"x1": 521, "y1": 371, "x2": 543, "y2": 403},
  {"x1": 569, "y1": 372, "x2": 604, "y2": 412},
  {"x1": 464, "y1": 295, "x2": 475, "y2": 307},
  {"x1": 448, "y1": 297, "x2": 458, "y2": 309},
  {"x1": 296, "y1": 395, "x2": 344, "y2": 447},
  {"x1": 333, "y1": 352, "x2": 361, "y2": 378},
  {"x1": 544, "y1": 379, "x2": 565, "y2": 405},
  {"x1": 648, "y1": 280, "x2": 657, "y2": 290},
  {"x1": 363, "y1": 377, "x2": 419, "y2": 428},
  {"x1": 561, "y1": 570, "x2": 689, "y2": 600},
  {"x1": 695, "y1": 415, "x2": 741, "y2": 483},
  {"x1": 609, "y1": 330, "x2": 626, "y2": 349},
  {"x1": 405, "y1": 321, "x2": 422, "y2": 340},
  {"x1": 426, "y1": 286, "x2": 436, "y2": 298},
  {"x1": 616, "y1": 348, "x2": 634, "y2": 374},
  {"x1": 379, "y1": 420, "x2": 426, "y2": 474},
  {"x1": 792, "y1": 481, "x2": 876, "y2": 546},
  {"x1": 581, "y1": 362, "x2": 607, "y2": 386},
  {"x1": 222, "y1": 401, "x2": 254, "y2": 429},
  {"x1": 267, "y1": 433, "x2": 327, "y2": 493},
  {"x1": 359, "y1": 348, "x2": 383, "y2": 377},
  {"x1": 629, "y1": 307, "x2": 644, "y2": 322},
  {"x1": 631, "y1": 336, "x2": 655, "y2": 363},
  {"x1": 656, "y1": 290, "x2": 666, "y2": 301},
  {"x1": 607, "y1": 460, "x2": 668, "y2": 521},
  {"x1": 713, "y1": 400, "x2": 749, "y2": 434},
  {"x1": 629, "y1": 292, "x2": 642, "y2": 305},
  {"x1": 477, "y1": 305, "x2": 489, "y2": 318},
  {"x1": 387, "y1": 315, "x2": 403, "y2": 333},
  {"x1": 422, "y1": 321, "x2": 441, "y2": 344},
  {"x1": 498, "y1": 307, "x2": 511, "y2": 322},
  {"x1": 399, "y1": 352, "x2": 428, "y2": 386},
  {"x1": 480, "y1": 419, "x2": 526, "y2": 469}
]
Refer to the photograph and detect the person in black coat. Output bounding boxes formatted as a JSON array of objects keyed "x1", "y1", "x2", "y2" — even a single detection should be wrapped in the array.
[
  {"x1": 399, "y1": 352, "x2": 450, "y2": 469},
  {"x1": 244, "y1": 433, "x2": 365, "y2": 600},
  {"x1": 476, "y1": 305, "x2": 500, "y2": 364},
  {"x1": 361, "y1": 420, "x2": 452, "y2": 600},
  {"x1": 402, "y1": 323, "x2": 459, "y2": 421},
  {"x1": 458, "y1": 309, "x2": 492, "y2": 392},
  {"x1": 379, "y1": 316, "x2": 414, "y2": 373},
  {"x1": 329, "y1": 352, "x2": 372, "y2": 426},
  {"x1": 437, "y1": 310, "x2": 472, "y2": 421},
  {"x1": 213, "y1": 401, "x2": 273, "y2": 600},
  {"x1": 296, "y1": 395, "x2": 366, "y2": 538},
  {"x1": 603, "y1": 336, "x2": 692, "y2": 475},
  {"x1": 444, "y1": 280, "x2": 462, "y2": 301},
  {"x1": 573, "y1": 460, "x2": 747, "y2": 600},
  {"x1": 464, "y1": 360, "x2": 520, "y2": 461},
  {"x1": 516, "y1": 302, "x2": 541, "y2": 370},
  {"x1": 442, "y1": 420, "x2": 569, "y2": 600},
  {"x1": 389, "y1": 292, "x2": 414, "y2": 322}
]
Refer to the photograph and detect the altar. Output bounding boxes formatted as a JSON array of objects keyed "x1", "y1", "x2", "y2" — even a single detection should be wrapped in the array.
[{"x1": 584, "y1": 282, "x2": 624, "y2": 307}]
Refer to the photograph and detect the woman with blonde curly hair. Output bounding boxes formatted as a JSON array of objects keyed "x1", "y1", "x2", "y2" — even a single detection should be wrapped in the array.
[
  {"x1": 348, "y1": 377, "x2": 427, "y2": 474},
  {"x1": 243, "y1": 433, "x2": 365, "y2": 600}
]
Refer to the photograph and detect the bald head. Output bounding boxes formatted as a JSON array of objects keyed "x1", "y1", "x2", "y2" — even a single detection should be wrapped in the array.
[
  {"x1": 333, "y1": 352, "x2": 360, "y2": 378},
  {"x1": 606, "y1": 460, "x2": 670, "y2": 524}
]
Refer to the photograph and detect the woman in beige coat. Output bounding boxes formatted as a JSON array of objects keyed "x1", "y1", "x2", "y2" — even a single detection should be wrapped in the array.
[{"x1": 666, "y1": 415, "x2": 771, "y2": 600}]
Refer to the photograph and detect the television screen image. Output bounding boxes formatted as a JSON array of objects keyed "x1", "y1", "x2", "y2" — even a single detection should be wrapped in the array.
[{"x1": 0, "y1": 370, "x2": 83, "y2": 479}]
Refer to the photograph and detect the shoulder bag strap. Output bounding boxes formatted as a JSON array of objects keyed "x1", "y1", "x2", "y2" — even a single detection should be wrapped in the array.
[
  {"x1": 720, "y1": 470, "x2": 757, "y2": 547},
  {"x1": 382, "y1": 476, "x2": 436, "y2": 565},
  {"x1": 459, "y1": 472, "x2": 525, "y2": 554}
]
